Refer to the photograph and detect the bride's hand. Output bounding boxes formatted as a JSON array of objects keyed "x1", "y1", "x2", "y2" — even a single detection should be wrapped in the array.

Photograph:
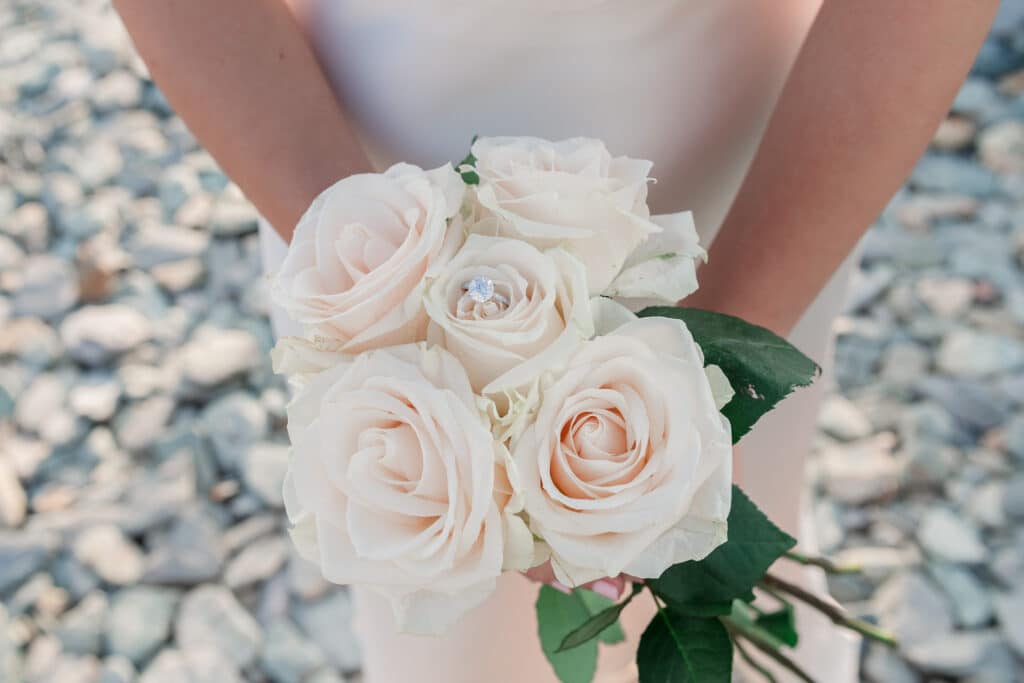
[{"x1": 522, "y1": 561, "x2": 629, "y2": 602}]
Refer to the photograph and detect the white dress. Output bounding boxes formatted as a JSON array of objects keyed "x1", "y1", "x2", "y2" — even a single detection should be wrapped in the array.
[{"x1": 260, "y1": 1, "x2": 860, "y2": 680}]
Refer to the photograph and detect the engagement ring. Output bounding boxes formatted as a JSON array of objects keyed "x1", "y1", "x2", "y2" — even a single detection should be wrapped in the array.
[{"x1": 462, "y1": 276, "x2": 508, "y2": 305}]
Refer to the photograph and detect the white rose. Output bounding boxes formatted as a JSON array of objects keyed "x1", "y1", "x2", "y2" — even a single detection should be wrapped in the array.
[
  {"x1": 513, "y1": 317, "x2": 733, "y2": 586},
  {"x1": 468, "y1": 136, "x2": 704, "y2": 299},
  {"x1": 423, "y1": 234, "x2": 593, "y2": 398},
  {"x1": 281, "y1": 343, "x2": 532, "y2": 633},
  {"x1": 272, "y1": 163, "x2": 464, "y2": 353}
]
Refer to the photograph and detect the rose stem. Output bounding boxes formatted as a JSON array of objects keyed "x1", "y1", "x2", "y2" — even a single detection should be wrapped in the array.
[
  {"x1": 731, "y1": 634, "x2": 778, "y2": 683},
  {"x1": 720, "y1": 618, "x2": 813, "y2": 683},
  {"x1": 783, "y1": 550, "x2": 861, "y2": 574},
  {"x1": 759, "y1": 574, "x2": 897, "y2": 647}
]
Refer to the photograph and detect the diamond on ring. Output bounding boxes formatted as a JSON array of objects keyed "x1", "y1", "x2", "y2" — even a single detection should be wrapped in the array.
[{"x1": 463, "y1": 276, "x2": 508, "y2": 305}]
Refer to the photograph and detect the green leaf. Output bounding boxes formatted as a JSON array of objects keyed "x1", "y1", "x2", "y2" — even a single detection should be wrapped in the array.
[
  {"x1": 755, "y1": 604, "x2": 799, "y2": 648},
  {"x1": 558, "y1": 584, "x2": 640, "y2": 652},
  {"x1": 636, "y1": 307, "x2": 819, "y2": 442},
  {"x1": 637, "y1": 610, "x2": 732, "y2": 683},
  {"x1": 650, "y1": 486, "x2": 796, "y2": 615},
  {"x1": 456, "y1": 136, "x2": 480, "y2": 185},
  {"x1": 536, "y1": 586, "x2": 598, "y2": 683},
  {"x1": 727, "y1": 600, "x2": 786, "y2": 650}
]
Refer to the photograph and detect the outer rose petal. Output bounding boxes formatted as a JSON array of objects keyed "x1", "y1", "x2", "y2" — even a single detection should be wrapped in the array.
[
  {"x1": 606, "y1": 211, "x2": 706, "y2": 303},
  {"x1": 468, "y1": 136, "x2": 663, "y2": 295},
  {"x1": 704, "y1": 364, "x2": 736, "y2": 410}
]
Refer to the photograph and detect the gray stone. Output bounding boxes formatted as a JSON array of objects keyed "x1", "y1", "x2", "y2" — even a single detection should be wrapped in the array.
[
  {"x1": 914, "y1": 377, "x2": 1009, "y2": 432},
  {"x1": 862, "y1": 642, "x2": 919, "y2": 683},
  {"x1": 993, "y1": 588, "x2": 1024, "y2": 658},
  {"x1": 818, "y1": 435, "x2": 904, "y2": 505},
  {"x1": 260, "y1": 619, "x2": 327, "y2": 683},
  {"x1": 903, "y1": 630, "x2": 1016, "y2": 680},
  {"x1": 14, "y1": 372, "x2": 67, "y2": 435},
  {"x1": 200, "y1": 392, "x2": 269, "y2": 472},
  {"x1": 293, "y1": 590, "x2": 362, "y2": 672},
  {"x1": 105, "y1": 586, "x2": 179, "y2": 665},
  {"x1": 1004, "y1": 413, "x2": 1024, "y2": 461},
  {"x1": 980, "y1": 120, "x2": 1024, "y2": 172},
  {"x1": 816, "y1": 395, "x2": 873, "y2": 441},
  {"x1": 99, "y1": 655, "x2": 137, "y2": 683},
  {"x1": 72, "y1": 524, "x2": 145, "y2": 586},
  {"x1": 210, "y1": 200, "x2": 258, "y2": 236},
  {"x1": 917, "y1": 507, "x2": 988, "y2": 563},
  {"x1": 900, "y1": 438, "x2": 962, "y2": 486},
  {"x1": 1004, "y1": 475, "x2": 1024, "y2": 519},
  {"x1": 175, "y1": 584, "x2": 262, "y2": 668},
  {"x1": 61, "y1": 304, "x2": 152, "y2": 366},
  {"x1": 0, "y1": 459, "x2": 27, "y2": 528},
  {"x1": 873, "y1": 572, "x2": 954, "y2": 646},
  {"x1": 180, "y1": 327, "x2": 261, "y2": 389},
  {"x1": 68, "y1": 376, "x2": 122, "y2": 422},
  {"x1": 929, "y1": 564, "x2": 994, "y2": 629},
  {"x1": 114, "y1": 394, "x2": 176, "y2": 453},
  {"x1": 242, "y1": 442, "x2": 289, "y2": 508},
  {"x1": 969, "y1": 480, "x2": 1008, "y2": 527},
  {"x1": 130, "y1": 225, "x2": 210, "y2": 269},
  {"x1": 143, "y1": 508, "x2": 224, "y2": 586},
  {"x1": 224, "y1": 535, "x2": 289, "y2": 590},
  {"x1": 54, "y1": 591, "x2": 109, "y2": 655},
  {"x1": 180, "y1": 644, "x2": 244, "y2": 683},
  {"x1": 937, "y1": 329, "x2": 1024, "y2": 378},
  {"x1": 0, "y1": 530, "x2": 57, "y2": 594},
  {"x1": 0, "y1": 606, "x2": 23, "y2": 683},
  {"x1": 305, "y1": 671, "x2": 346, "y2": 683},
  {"x1": 911, "y1": 154, "x2": 999, "y2": 196},
  {"x1": 138, "y1": 649, "x2": 190, "y2": 683},
  {"x1": 12, "y1": 254, "x2": 77, "y2": 319}
]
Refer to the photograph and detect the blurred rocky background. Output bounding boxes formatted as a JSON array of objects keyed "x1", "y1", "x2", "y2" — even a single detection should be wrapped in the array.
[{"x1": 1, "y1": 1, "x2": 1023, "y2": 682}]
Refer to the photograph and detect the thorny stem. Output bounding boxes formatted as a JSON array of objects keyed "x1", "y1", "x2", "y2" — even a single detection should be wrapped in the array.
[
  {"x1": 783, "y1": 550, "x2": 861, "y2": 574},
  {"x1": 721, "y1": 617, "x2": 814, "y2": 683},
  {"x1": 732, "y1": 634, "x2": 778, "y2": 683},
  {"x1": 759, "y1": 574, "x2": 898, "y2": 647}
]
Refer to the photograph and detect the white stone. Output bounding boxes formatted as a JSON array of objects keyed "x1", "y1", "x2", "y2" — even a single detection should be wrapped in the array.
[
  {"x1": 175, "y1": 584, "x2": 262, "y2": 669},
  {"x1": 73, "y1": 524, "x2": 145, "y2": 586},
  {"x1": 60, "y1": 304, "x2": 151, "y2": 365}
]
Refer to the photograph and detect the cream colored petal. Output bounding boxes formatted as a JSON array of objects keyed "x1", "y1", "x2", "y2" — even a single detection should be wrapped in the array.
[{"x1": 704, "y1": 364, "x2": 735, "y2": 410}]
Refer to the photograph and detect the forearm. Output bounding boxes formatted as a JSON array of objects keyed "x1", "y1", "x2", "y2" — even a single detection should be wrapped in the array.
[
  {"x1": 686, "y1": 0, "x2": 998, "y2": 335},
  {"x1": 113, "y1": 0, "x2": 369, "y2": 240}
]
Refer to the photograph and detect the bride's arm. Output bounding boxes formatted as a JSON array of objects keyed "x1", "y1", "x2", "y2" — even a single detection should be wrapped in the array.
[
  {"x1": 685, "y1": 1, "x2": 999, "y2": 335},
  {"x1": 112, "y1": 0, "x2": 369, "y2": 241}
]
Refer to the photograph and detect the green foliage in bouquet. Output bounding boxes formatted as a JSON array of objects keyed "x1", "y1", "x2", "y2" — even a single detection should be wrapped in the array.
[{"x1": 536, "y1": 309, "x2": 895, "y2": 683}]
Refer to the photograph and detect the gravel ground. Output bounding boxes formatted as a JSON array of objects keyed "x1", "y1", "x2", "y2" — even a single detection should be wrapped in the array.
[{"x1": 1, "y1": 1, "x2": 1023, "y2": 682}]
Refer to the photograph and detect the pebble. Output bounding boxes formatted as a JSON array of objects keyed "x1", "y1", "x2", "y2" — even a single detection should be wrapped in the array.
[
  {"x1": 0, "y1": 530, "x2": 58, "y2": 594},
  {"x1": 260, "y1": 619, "x2": 327, "y2": 683},
  {"x1": 293, "y1": 590, "x2": 362, "y2": 673},
  {"x1": 72, "y1": 524, "x2": 145, "y2": 586},
  {"x1": 929, "y1": 564, "x2": 994, "y2": 629},
  {"x1": 936, "y1": 328, "x2": 1024, "y2": 377},
  {"x1": 142, "y1": 508, "x2": 224, "y2": 586},
  {"x1": 105, "y1": 586, "x2": 179, "y2": 666},
  {"x1": 54, "y1": 590, "x2": 108, "y2": 655},
  {"x1": 873, "y1": 572, "x2": 954, "y2": 646},
  {"x1": 60, "y1": 304, "x2": 151, "y2": 365},
  {"x1": 12, "y1": 254, "x2": 77, "y2": 319},
  {"x1": 980, "y1": 120, "x2": 1024, "y2": 172},
  {"x1": 98, "y1": 655, "x2": 137, "y2": 683},
  {"x1": 0, "y1": 459, "x2": 27, "y2": 528},
  {"x1": 174, "y1": 584, "x2": 262, "y2": 669},
  {"x1": 817, "y1": 395, "x2": 873, "y2": 441},
  {"x1": 818, "y1": 435, "x2": 904, "y2": 505},
  {"x1": 224, "y1": 535, "x2": 289, "y2": 591},
  {"x1": 113, "y1": 394, "x2": 175, "y2": 453},
  {"x1": 180, "y1": 327, "x2": 261, "y2": 389},
  {"x1": 917, "y1": 507, "x2": 988, "y2": 564},
  {"x1": 200, "y1": 391, "x2": 269, "y2": 472},
  {"x1": 68, "y1": 376, "x2": 122, "y2": 422},
  {"x1": 993, "y1": 589, "x2": 1024, "y2": 658},
  {"x1": 903, "y1": 630, "x2": 1016, "y2": 680},
  {"x1": 241, "y1": 442, "x2": 289, "y2": 508}
]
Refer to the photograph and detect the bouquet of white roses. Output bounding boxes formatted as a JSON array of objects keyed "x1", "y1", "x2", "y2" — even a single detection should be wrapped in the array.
[{"x1": 271, "y1": 137, "x2": 894, "y2": 682}]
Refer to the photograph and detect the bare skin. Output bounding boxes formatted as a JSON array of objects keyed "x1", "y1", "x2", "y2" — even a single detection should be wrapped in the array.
[{"x1": 114, "y1": 0, "x2": 997, "y2": 597}]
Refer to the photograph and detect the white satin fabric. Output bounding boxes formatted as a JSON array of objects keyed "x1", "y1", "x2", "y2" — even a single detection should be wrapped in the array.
[{"x1": 260, "y1": 1, "x2": 859, "y2": 680}]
